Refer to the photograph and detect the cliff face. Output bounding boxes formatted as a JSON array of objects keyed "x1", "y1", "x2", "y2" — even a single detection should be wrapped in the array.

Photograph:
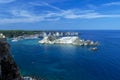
[{"x1": 0, "y1": 41, "x2": 22, "y2": 80}]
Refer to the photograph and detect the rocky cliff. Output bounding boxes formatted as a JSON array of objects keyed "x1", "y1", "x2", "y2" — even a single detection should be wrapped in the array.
[
  {"x1": 0, "y1": 40, "x2": 44, "y2": 80},
  {"x1": 0, "y1": 41, "x2": 22, "y2": 80}
]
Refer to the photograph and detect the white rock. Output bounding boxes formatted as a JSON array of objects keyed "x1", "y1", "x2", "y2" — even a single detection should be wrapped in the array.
[
  {"x1": 23, "y1": 77, "x2": 36, "y2": 80},
  {"x1": 39, "y1": 36, "x2": 82, "y2": 45},
  {"x1": 38, "y1": 36, "x2": 99, "y2": 47}
]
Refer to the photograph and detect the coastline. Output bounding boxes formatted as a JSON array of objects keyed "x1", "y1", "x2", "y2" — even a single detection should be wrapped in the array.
[{"x1": 8, "y1": 30, "x2": 120, "y2": 80}]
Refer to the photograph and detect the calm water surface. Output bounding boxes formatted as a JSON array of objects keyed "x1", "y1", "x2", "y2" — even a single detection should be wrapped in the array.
[{"x1": 9, "y1": 30, "x2": 120, "y2": 80}]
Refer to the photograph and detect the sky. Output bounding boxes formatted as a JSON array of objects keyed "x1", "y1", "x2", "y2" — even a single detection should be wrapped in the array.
[{"x1": 0, "y1": 0, "x2": 120, "y2": 30}]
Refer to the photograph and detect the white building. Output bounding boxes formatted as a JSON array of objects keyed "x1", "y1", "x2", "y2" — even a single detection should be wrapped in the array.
[{"x1": 0, "y1": 33, "x2": 5, "y2": 38}]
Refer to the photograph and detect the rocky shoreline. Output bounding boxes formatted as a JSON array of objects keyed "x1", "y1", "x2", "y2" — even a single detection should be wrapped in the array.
[
  {"x1": 39, "y1": 36, "x2": 99, "y2": 51},
  {"x1": 0, "y1": 40, "x2": 39, "y2": 80}
]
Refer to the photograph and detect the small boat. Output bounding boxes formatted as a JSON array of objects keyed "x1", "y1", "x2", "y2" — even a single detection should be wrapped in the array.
[
  {"x1": 11, "y1": 38, "x2": 19, "y2": 42},
  {"x1": 89, "y1": 47, "x2": 98, "y2": 51}
]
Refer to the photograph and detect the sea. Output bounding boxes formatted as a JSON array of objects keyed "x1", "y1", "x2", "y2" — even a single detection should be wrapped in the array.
[{"x1": 8, "y1": 30, "x2": 120, "y2": 80}]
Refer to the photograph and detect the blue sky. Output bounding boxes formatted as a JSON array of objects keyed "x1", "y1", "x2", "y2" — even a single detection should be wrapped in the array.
[{"x1": 1, "y1": 0, "x2": 120, "y2": 30}]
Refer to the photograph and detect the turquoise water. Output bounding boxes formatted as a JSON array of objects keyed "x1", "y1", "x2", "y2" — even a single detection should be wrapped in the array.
[{"x1": 9, "y1": 30, "x2": 120, "y2": 80}]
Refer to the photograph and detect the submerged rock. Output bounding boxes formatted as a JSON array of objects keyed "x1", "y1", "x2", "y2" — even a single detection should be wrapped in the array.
[
  {"x1": 23, "y1": 77, "x2": 36, "y2": 80},
  {"x1": 89, "y1": 47, "x2": 98, "y2": 51}
]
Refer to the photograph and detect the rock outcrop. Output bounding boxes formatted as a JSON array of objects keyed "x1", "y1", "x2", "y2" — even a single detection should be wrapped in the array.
[
  {"x1": 0, "y1": 40, "x2": 37, "y2": 80},
  {"x1": 0, "y1": 41, "x2": 22, "y2": 80},
  {"x1": 39, "y1": 36, "x2": 99, "y2": 46},
  {"x1": 38, "y1": 36, "x2": 99, "y2": 51}
]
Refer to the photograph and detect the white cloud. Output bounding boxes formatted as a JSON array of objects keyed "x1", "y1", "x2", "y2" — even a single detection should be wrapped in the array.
[
  {"x1": 0, "y1": 10, "x2": 60, "y2": 24},
  {"x1": 103, "y1": 2, "x2": 120, "y2": 6},
  {"x1": 0, "y1": 16, "x2": 59, "y2": 24},
  {"x1": 1, "y1": 1, "x2": 120, "y2": 24},
  {"x1": 60, "y1": 10, "x2": 120, "y2": 19},
  {"x1": 0, "y1": 0, "x2": 15, "y2": 3},
  {"x1": 29, "y1": 1, "x2": 64, "y2": 11},
  {"x1": 11, "y1": 10, "x2": 34, "y2": 17},
  {"x1": 1, "y1": 9, "x2": 120, "y2": 24},
  {"x1": 28, "y1": 2, "x2": 120, "y2": 19},
  {"x1": 45, "y1": 9, "x2": 120, "y2": 19}
]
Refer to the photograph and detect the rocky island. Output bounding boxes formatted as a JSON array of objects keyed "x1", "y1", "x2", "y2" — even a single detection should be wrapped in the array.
[
  {"x1": 39, "y1": 35, "x2": 99, "y2": 51},
  {"x1": 39, "y1": 36, "x2": 98, "y2": 46}
]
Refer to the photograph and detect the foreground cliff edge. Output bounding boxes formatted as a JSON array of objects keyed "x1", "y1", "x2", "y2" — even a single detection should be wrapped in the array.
[
  {"x1": 0, "y1": 39, "x2": 37, "y2": 80},
  {"x1": 0, "y1": 40, "x2": 23, "y2": 80}
]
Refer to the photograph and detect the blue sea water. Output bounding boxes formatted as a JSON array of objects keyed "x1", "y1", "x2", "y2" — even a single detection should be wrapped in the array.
[{"x1": 9, "y1": 30, "x2": 120, "y2": 80}]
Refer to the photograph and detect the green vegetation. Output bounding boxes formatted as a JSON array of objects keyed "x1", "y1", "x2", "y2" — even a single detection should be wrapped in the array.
[{"x1": 0, "y1": 30, "x2": 41, "y2": 38}]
